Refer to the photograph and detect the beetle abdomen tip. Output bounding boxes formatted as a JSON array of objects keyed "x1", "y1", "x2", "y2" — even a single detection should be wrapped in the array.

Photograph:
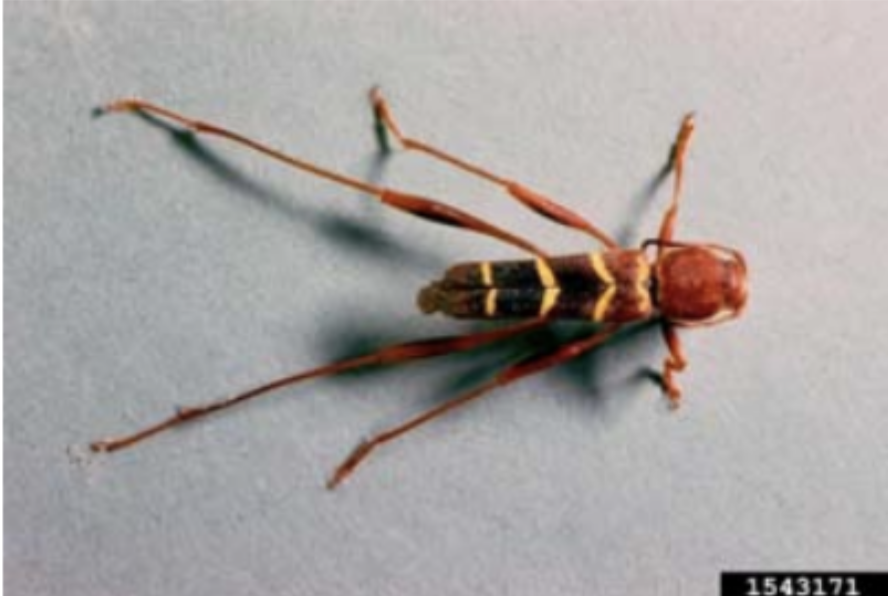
[{"x1": 417, "y1": 282, "x2": 443, "y2": 314}]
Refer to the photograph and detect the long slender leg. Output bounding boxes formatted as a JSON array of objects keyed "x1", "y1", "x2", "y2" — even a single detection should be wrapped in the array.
[
  {"x1": 661, "y1": 324, "x2": 687, "y2": 407},
  {"x1": 370, "y1": 88, "x2": 619, "y2": 249},
  {"x1": 102, "y1": 98, "x2": 547, "y2": 258},
  {"x1": 328, "y1": 323, "x2": 621, "y2": 489},
  {"x1": 656, "y1": 113, "x2": 696, "y2": 246},
  {"x1": 90, "y1": 319, "x2": 548, "y2": 453}
]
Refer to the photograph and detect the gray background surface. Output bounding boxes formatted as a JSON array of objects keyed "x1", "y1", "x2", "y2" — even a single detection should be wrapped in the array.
[{"x1": 6, "y1": 2, "x2": 888, "y2": 595}]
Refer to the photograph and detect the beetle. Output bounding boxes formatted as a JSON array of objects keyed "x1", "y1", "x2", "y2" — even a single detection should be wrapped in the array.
[{"x1": 90, "y1": 89, "x2": 748, "y2": 488}]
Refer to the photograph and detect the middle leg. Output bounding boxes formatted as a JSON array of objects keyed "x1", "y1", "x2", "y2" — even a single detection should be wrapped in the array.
[{"x1": 371, "y1": 88, "x2": 619, "y2": 249}]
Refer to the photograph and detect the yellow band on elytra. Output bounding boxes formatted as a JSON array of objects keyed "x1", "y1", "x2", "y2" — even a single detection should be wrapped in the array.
[
  {"x1": 484, "y1": 289, "x2": 498, "y2": 316},
  {"x1": 480, "y1": 262, "x2": 493, "y2": 287},
  {"x1": 535, "y1": 258, "x2": 557, "y2": 288},
  {"x1": 539, "y1": 288, "x2": 560, "y2": 317},
  {"x1": 590, "y1": 252, "x2": 616, "y2": 322}
]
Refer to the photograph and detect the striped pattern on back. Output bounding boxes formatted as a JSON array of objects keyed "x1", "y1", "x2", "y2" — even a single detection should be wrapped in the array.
[{"x1": 418, "y1": 249, "x2": 653, "y2": 322}]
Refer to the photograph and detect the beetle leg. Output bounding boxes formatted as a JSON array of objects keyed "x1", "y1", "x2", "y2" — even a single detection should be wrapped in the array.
[
  {"x1": 656, "y1": 113, "x2": 696, "y2": 246},
  {"x1": 90, "y1": 319, "x2": 549, "y2": 454},
  {"x1": 101, "y1": 98, "x2": 547, "y2": 257},
  {"x1": 661, "y1": 324, "x2": 687, "y2": 407},
  {"x1": 371, "y1": 87, "x2": 619, "y2": 249},
  {"x1": 328, "y1": 323, "x2": 622, "y2": 489}
]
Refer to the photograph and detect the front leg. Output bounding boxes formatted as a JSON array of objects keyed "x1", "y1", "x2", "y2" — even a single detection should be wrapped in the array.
[
  {"x1": 656, "y1": 113, "x2": 696, "y2": 248},
  {"x1": 661, "y1": 323, "x2": 687, "y2": 407}
]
